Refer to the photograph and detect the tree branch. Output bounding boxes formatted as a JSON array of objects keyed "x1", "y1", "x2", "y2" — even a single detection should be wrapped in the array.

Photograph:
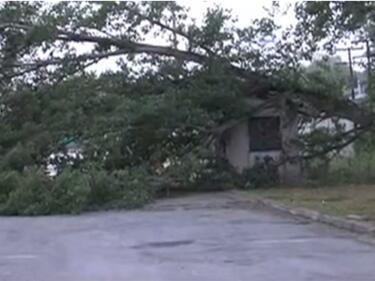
[
  {"x1": 303, "y1": 129, "x2": 364, "y2": 160},
  {"x1": 277, "y1": 125, "x2": 366, "y2": 166},
  {"x1": 56, "y1": 31, "x2": 208, "y2": 63},
  {"x1": 121, "y1": 5, "x2": 214, "y2": 56},
  {"x1": 2, "y1": 22, "x2": 375, "y2": 139},
  {"x1": 0, "y1": 49, "x2": 131, "y2": 82}
]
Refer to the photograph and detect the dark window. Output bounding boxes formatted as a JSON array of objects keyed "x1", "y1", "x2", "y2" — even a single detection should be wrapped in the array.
[{"x1": 249, "y1": 117, "x2": 282, "y2": 151}]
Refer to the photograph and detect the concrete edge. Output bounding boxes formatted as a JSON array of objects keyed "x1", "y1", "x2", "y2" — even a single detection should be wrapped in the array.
[{"x1": 228, "y1": 190, "x2": 375, "y2": 237}]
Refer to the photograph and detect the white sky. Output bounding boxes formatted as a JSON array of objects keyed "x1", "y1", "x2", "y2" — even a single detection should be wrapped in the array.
[
  {"x1": 183, "y1": 0, "x2": 295, "y2": 26},
  {"x1": 183, "y1": 0, "x2": 275, "y2": 26}
]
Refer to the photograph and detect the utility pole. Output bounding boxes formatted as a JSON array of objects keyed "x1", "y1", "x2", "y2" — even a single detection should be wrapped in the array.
[
  {"x1": 336, "y1": 46, "x2": 364, "y2": 100},
  {"x1": 348, "y1": 48, "x2": 355, "y2": 100},
  {"x1": 351, "y1": 40, "x2": 373, "y2": 97},
  {"x1": 366, "y1": 40, "x2": 371, "y2": 92}
]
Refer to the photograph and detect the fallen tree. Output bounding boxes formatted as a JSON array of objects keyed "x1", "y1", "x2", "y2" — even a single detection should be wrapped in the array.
[
  {"x1": 0, "y1": 2, "x2": 374, "y2": 207},
  {"x1": 1, "y1": 2, "x2": 374, "y2": 137}
]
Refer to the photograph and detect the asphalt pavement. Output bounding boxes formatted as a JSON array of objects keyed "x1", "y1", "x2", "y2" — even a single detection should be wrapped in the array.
[{"x1": 1, "y1": 192, "x2": 375, "y2": 281}]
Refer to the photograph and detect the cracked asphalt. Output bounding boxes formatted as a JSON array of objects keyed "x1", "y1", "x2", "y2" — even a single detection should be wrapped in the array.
[{"x1": 1, "y1": 191, "x2": 375, "y2": 281}]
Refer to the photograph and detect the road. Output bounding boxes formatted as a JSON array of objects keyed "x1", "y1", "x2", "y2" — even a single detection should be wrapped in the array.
[{"x1": 1, "y1": 191, "x2": 375, "y2": 281}]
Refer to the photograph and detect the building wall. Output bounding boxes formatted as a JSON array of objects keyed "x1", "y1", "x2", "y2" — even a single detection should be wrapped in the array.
[
  {"x1": 248, "y1": 151, "x2": 281, "y2": 167},
  {"x1": 224, "y1": 120, "x2": 302, "y2": 184},
  {"x1": 221, "y1": 96, "x2": 303, "y2": 184},
  {"x1": 224, "y1": 122, "x2": 250, "y2": 171},
  {"x1": 224, "y1": 121, "x2": 283, "y2": 172}
]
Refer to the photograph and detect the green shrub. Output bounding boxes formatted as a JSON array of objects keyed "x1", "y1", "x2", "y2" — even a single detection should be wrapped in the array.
[
  {"x1": 0, "y1": 170, "x2": 22, "y2": 203},
  {"x1": 191, "y1": 159, "x2": 238, "y2": 190},
  {"x1": 86, "y1": 166, "x2": 153, "y2": 209},
  {"x1": 241, "y1": 164, "x2": 279, "y2": 189},
  {"x1": 306, "y1": 149, "x2": 375, "y2": 185},
  {"x1": 0, "y1": 168, "x2": 91, "y2": 215},
  {"x1": 1, "y1": 144, "x2": 34, "y2": 172},
  {"x1": 49, "y1": 169, "x2": 91, "y2": 214},
  {"x1": 1, "y1": 168, "x2": 52, "y2": 215},
  {"x1": 306, "y1": 157, "x2": 330, "y2": 181},
  {"x1": 329, "y1": 151, "x2": 375, "y2": 184},
  {"x1": 87, "y1": 168, "x2": 120, "y2": 206},
  {"x1": 0, "y1": 165, "x2": 153, "y2": 215},
  {"x1": 111, "y1": 168, "x2": 153, "y2": 209}
]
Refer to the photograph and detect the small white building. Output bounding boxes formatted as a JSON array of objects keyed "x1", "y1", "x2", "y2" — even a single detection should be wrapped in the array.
[{"x1": 217, "y1": 96, "x2": 302, "y2": 184}]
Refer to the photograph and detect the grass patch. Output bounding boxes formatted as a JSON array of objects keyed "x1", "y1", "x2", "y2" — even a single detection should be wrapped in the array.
[{"x1": 247, "y1": 185, "x2": 375, "y2": 222}]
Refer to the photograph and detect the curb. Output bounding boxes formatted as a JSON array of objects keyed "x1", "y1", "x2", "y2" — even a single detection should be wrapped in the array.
[{"x1": 228, "y1": 191, "x2": 375, "y2": 237}]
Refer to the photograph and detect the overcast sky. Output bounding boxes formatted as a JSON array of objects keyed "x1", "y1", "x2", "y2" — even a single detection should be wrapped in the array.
[
  {"x1": 187, "y1": 1, "x2": 301, "y2": 28},
  {"x1": 182, "y1": 0, "x2": 279, "y2": 26}
]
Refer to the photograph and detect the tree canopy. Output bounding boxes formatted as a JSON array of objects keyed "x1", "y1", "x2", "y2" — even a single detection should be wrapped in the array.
[{"x1": 1, "y1": 1, "x2": 375, "y2": 214}]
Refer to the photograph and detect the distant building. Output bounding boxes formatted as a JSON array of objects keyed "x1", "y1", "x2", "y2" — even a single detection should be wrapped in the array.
[
  {"x1": 46, "y1": 137, "x2": 83, "y2": 176},
  {"x1": 304, "y1": 77, "x2": 369, "y2": 158}
]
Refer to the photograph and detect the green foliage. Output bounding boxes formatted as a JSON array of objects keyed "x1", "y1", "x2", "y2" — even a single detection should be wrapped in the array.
[
  {"x1": 305, "y1": 158, "x2": 330, "y2": 183},
  {"x1": 2, "y1": 1, "x2": 375, "y2": 215},
  {"x1": 295, "y1": 2, "x2": 373, "y2": 45},
  {"x1": 302, "y1": 57, "x2": 350, "y2": 97},
  {"x1": 87, "y1": 168, "x2": 119, "y2": 206},
  {"x1": 1, "y1": 143, "x2": 34, "y2": 172},
  {"x1": 162, "y1": 148, "x2": 238, "y2": 191},
  {"x1": 0, "y1": 69, "x2": 249, "y2": 215},
  {"x1": 0, "y1": 168, "x2": 91, "y2": 215},
  {"x1": 193, "y1": 159, "x2": 238, "y2": 190},
  {"x1": 306, "y1": 149, "x2": 375, "y2": 185},
  {"x1": 111, "y1": 168, "x2": 153, "y2": 209},
  {"x1": 0, "y1": 166, "x2": 153, "y2": 215},
  {"x1": 0, "y1": 170, "x2": 22, "y2": 203},
  {"x1": 241, "y1": 163, "x2": 279, "y2": 189},
  {"x1": 331, "y1": 152, "x2": 375, "y2": 184},
  {"x1": 86, "y1": 166, "x2": 153, "y2": 209},
  {"x1": 1, "y1": 168, "x2": 52, "y2": 215},
  {"x1": 49, "y1": 169, "x2": 91, "y2": 214}
]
